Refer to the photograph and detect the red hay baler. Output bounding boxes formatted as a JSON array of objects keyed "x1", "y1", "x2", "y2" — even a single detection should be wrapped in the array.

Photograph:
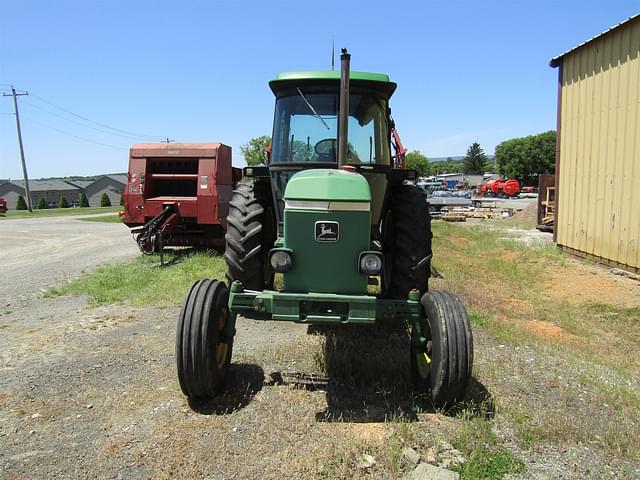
[
  {"x1": 121, "y1": 143, "x2": 241, "y2": 254},
  {"x1": 479, "y1": 178, "x2": 520, "y2": 198}
]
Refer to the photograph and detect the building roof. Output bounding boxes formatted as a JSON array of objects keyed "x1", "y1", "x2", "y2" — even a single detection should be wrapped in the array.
[
  {"x1": 13, "y1": 179, "x2": 80, "y2": 192},
  {"x1": 105, "y1": 174, "x2": 127, "y2": 185},
  {"x1": 66, "y1": 180, "x2": 94, "y2": 189},
  {"x1": 436, "y1": 173, "x2": 464, "y2": 178},
  {"x1": 550, "y1": 14, "x2": 640, "y2": 67}
]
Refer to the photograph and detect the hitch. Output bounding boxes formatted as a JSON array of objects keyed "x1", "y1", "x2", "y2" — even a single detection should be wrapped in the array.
[{"x1": 131, "y1": 203, "x2": 180, "y2": 265}]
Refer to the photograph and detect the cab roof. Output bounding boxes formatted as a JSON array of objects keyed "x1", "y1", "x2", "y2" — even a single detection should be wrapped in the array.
[{"x1": 269, "y1": 70, "x2": 397, "y2": 96}]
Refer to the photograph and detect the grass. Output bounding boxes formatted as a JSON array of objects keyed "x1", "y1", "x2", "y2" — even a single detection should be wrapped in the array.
[
  {"x1": 432, "y1": 221, "x2": 637, "y2": 370},
  {"x1": 431, "y1": 220, "x2": 640, "y2": 464},
  {"x1": 46, "y1": 250, "x2": 225, "y2": 306},
  {"x1": 1, "y1": 205, "x2": 122, "y2": 220},
  {"x1": 457, "y1": 448, "x2": 525, "y2": 480},
  {"x1": 77, "y1": 213, "x2": 123, "y2": 223}
]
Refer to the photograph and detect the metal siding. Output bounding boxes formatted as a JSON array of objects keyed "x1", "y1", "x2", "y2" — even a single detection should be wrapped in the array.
[
  {"x1": 628, "y1": 25, "x2": 640, "y2": 269},
  {"x1": 620, "y1": 25, "x2": 639, "y2": 267},
  {"x1": 557, "y1": 18, "x2": 640, "y2": 270}
]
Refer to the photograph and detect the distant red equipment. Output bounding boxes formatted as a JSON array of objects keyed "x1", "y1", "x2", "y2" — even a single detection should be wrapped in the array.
[
  {"x1": 0, "y1": 197, "x2": 7, "y2": 214},
  {"x1": 479, "y1": 178, "x2": 521, "y2": 198},
  {"x1": 121, "y1": 143, "x2": 241, "y2": 254}
]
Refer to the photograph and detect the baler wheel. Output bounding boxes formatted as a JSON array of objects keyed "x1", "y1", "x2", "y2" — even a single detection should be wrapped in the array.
[
  {"x1": 412, "y1": 291, "x2": 473, "y2": 409},
  {"x1": 382, "y1": 185, "x2": 432, "y2": 299},
  {"x1": 224, "y1": 180, "x2": 275, "y2": 290},
  {"x1": 136, "y1": 233, "x2": 158, "y2": 255},
  {"x1": 176, "y1": 279, "x2": 233, "y2": 400}
]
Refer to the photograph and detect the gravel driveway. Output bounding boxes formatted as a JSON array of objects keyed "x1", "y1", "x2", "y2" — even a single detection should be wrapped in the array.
[{"x1": 0, "y1": 216, "x2": 138, "y2": 306}]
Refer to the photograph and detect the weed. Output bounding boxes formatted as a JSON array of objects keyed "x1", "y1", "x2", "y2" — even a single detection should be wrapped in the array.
[
  {"x1": 457, "y1": 447, "x2": 525, "y2": 480},
  {"x1": 454, "y1": 414, "x2": 496, "y2": 454}
]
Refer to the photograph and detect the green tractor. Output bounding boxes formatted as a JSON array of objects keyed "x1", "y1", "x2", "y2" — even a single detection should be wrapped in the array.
[{"x1": 176, "y1": 50, "x2": 473, "y2": 408}]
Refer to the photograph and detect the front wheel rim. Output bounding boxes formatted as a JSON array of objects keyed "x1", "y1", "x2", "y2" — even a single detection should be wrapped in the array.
[
  {"x1": 215, "y1": 308, "x2": 229, "y2": 369},
  {"x1": 415, "y1": 352, "x2": 431, "y2": 379}
]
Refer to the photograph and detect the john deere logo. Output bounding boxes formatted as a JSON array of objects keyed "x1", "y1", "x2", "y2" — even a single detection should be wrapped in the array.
[{"x1": 315, "y1": 221, "x2": 339, "y2": 242}]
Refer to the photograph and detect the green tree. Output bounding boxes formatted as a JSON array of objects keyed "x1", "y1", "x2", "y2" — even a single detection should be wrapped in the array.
[
  {"x1": 59, "y1": 196, "x2": 69, "y2": 208},
  {"x1": 442, "y1": 158, "x2": 464, "y2": 174},
  {"x1": 16, "y1": 195, "x2": 27, "y2": 210},
  {"x1": 495, "y1": 131, "x2": 556, "y2": 185},
  {"x1": 36, "y1": 198, "x2": 47, "y2": 209},
  {"x1": 405, "y1": 150, "x2": 430, "y2": 176},
  {"x1": 240, "y1": 135, "x2": 271, "y2": 166},
  {"x1": 79, "y1": 192, "x2": 89, "y2": 207},
  {"x1": 100, "y1": 192, "x2": 112, "y2": 207},
  {"x1": 463, "y1": 142, "x2": 488, "y2": 174}
]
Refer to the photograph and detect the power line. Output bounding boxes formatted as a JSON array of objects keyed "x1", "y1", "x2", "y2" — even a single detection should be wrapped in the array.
[
  {"x1": 28, "y1": 92, "x2": 165, "y2": 140},
  {"x1": 22, "y1": 98, "x2": 144, "y2": 140},
  {"x1": 21, "y1": 114, "x2": 128, "y2": 150}
]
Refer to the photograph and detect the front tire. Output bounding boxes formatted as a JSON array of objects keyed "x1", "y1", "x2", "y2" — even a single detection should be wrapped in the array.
[
  {"x1": 412, "y1": 291, "x2": 473, "y2": 408},
  {"x1": 176, "y1": 279, "x2": 233, "y2": 400}
]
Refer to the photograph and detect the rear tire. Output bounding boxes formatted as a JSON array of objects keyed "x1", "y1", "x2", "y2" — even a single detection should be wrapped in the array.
[
  {"x1": 412, "y1": 291, "x2": 473, "y2": 409},
  {"x1": 224, "y1": 180, "x2": 275, "y2": 290},
  {"x1": 176, "y1": 279, "x2": 233, "y2": 400},
  {"x1": 382, "y1": 185, "x2": 432, "y2": 299}
]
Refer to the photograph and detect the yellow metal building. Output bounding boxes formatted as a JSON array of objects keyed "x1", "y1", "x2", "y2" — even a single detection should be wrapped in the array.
[{"x1": 550, "y1": 14, "x2": 640, "y2": 273}]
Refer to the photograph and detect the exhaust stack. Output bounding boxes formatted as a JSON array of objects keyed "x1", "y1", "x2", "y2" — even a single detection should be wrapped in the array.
[{"x1": 337, "y1": 48, "x2": 350, "y2": 167}]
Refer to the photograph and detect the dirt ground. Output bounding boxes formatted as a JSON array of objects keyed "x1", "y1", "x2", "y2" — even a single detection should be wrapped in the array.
[{"x1": 1, "y1": 216, "x2": 639, "y2": 479}]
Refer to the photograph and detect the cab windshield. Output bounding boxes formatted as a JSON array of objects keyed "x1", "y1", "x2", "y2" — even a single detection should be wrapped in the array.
[{"x1": 271, "y1": 91, "x2": 390, "y2": 165}]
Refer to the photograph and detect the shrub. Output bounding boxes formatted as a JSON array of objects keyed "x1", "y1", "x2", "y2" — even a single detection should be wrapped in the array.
[
  {"x1": 59, "y1": 196, "x2": 69, "y2": 208},
  {"x1": 100, "y1": 192, "x2": 112, "y2": 207},
  {"x1": 36, "y1": 198, "x2": 47, "y2": 209},
  {"x1": 80, "y1": 192, "x2": 89, "y2": 207},
  {"x1": 16, "y1": 195, "x2": 27, "y2": 210}
]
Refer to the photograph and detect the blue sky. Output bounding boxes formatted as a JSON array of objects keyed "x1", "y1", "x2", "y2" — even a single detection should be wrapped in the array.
[{"x1": 1, "y1": 0, "x2": 638, "y2": 179}]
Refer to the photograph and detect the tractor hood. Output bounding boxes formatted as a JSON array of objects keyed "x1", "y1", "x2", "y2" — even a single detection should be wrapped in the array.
[
  {"x1": 284, "y1": 169, "x2": 371, "y2": 203},
  {"x1": 281, "y1": 169, "x2": 372, "y2": 294}
]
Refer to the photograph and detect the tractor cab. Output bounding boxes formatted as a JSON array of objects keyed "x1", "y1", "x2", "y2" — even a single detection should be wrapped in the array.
[{"x1": 268, "y1": 70, "x2": 397, "y2": 231}]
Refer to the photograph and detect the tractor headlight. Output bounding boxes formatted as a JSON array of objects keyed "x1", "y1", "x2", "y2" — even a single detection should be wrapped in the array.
[
  {"x1": 359, "y1": 252, "x2": 383, "y2": 275},
  {"x1": 270, "y1": 249, "x2": 293, "y2": 273}
]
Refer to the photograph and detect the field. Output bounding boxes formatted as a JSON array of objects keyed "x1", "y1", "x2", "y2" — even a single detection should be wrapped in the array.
[
  {"x1": 24, "y1": 217, "x2": 640, "y2": 479},
  {"x1": 0, "y1": 205, "x2": 121, "y2": 220}
]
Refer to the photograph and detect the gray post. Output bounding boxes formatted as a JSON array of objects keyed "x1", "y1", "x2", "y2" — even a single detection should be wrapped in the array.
[{"x1": 3, "y1": 87, "x2": 32, "y2": 211}]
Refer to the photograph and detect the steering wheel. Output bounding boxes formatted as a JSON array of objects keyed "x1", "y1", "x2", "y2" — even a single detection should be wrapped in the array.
[
  {"x1": 314, "y1": 138, "x2": 361, "y2": 163},
  {"x1": 314, "y1": 138, "x2": 337, "y2": 158}
]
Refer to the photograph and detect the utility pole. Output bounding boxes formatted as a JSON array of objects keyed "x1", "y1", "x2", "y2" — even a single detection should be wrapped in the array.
[
  {"x1": 161, "y1": 138, "x2": 175, "y2": 144},
  {"x1": 3, "y1": 86, "x2": 32, "y2": 211}
]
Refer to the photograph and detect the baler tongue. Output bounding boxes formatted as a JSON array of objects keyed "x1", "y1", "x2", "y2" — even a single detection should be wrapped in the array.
[{"x1": 131, "y1": 203, "x2": 180, "y2": 262}]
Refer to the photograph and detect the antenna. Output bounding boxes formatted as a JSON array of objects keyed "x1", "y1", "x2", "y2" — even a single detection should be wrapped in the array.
[{"x1": 331, "y1": 37, "x2": 335, "y2": 70}]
